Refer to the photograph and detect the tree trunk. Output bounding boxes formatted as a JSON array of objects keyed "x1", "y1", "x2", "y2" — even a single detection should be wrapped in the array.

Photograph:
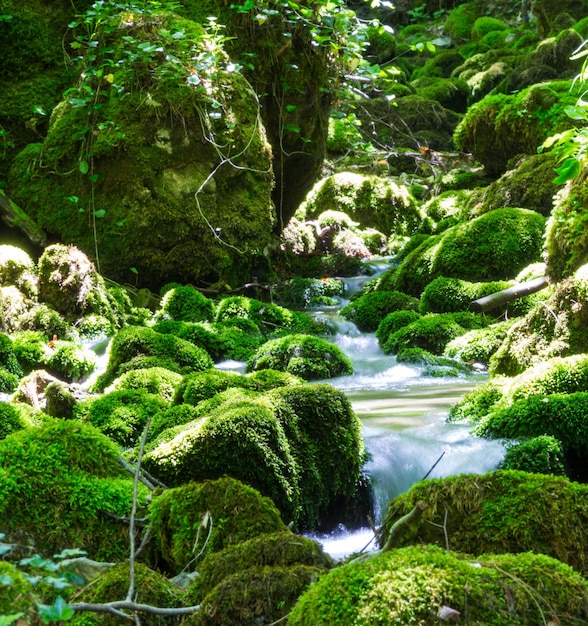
[{"x1": 470, "y1": 277, "x2": 548, "y2": 313}]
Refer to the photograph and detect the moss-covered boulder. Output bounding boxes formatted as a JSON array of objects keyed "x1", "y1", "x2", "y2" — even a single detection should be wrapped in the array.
[
  {"x1": 246, "y1": 334, "x2": 353, "y2": 380},
  {"x1": 469, "y1": 152, "x2": 561, "y2": 217},
  {"x1": 75, "y1": 389, "x2": 170, "y2": 447},
  {"x1": 0, "y1": 244, "x2": 37, "y2": 298},
  {"x1": 142, "y1": 392, "x2": 300, "y2": 521},
  {"x1": 443, "y1": 320, "x2": 513, "y2": 366},
  {"x1": 7, "y1": 8, "x2": 275, "y2": 290},
  {"x1": 69, "y1": 561, "x2": 186, "y2": 626},
  {"x1": 148, "y1": 477, "x2": 289, "y2": 574},
  {"x1": 498, "y1": 435, "x2": 567, "y2": 476},
  {"x1": 300, "y1": 172, "x2": 421, "y2": 237},
  {"x1": 340, "y1": 291, "x2": 419, "y2": 332},
  {"x1": 489, "y1": 270, "x2": 588, "y2": 376},
  {"x1": 475, "y1": 392, "x2": 588, "y2": 480},
  {"x1": 454, "y1": 80, "x2": 579, "y2": 175},
  {"x1": 380, "y1": 471, "x2": 588, "y2": 575},
  {"x1": 105, "y1": 367, "x2": 183, "y2": 403},
  {"x1": 154, "y1": 285, "x2": 215, "y2": 324},
  {"x1": 0, "y1": 418, "x2": 147, "y2": 560},
  {"x1": 288, "y1": 544, "x2": 588, "y2": 625},
  {"x1": 546, "y1": 176, "x2": 588, "y2": 281},
  {"x1": 96, "y1": 326, "x2": 213, "y2": 391},
  {"x1": 386, "y1": 208, "x2": 546, "y2": 297}
]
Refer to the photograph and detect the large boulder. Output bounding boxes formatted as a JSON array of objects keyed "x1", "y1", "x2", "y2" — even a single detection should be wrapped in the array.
[{"x1": 8, "y1": 7, "x2": 275, "y2": 290}]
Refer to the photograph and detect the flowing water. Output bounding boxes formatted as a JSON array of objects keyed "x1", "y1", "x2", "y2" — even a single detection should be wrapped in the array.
[{"x1": 305, "y1": 279, "x2": 505, "y2": 560}]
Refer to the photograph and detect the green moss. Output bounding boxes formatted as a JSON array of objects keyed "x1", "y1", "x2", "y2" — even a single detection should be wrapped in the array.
[
  {"x1": 288, "y1": 544, "x2": 588, "y2": 625},
  {"x1": 273, "y1": 277, "x2": 345, "y2": 309},
  {"x1": 75, "y1": 389, "x2": 169, "y2": 447},
  {"x1": 389, "y1": 208, "x2": 546, "y2": 297},
  {"x1": 96, "y1": 326, "x2": 213, "y2": 391},
  {"x1": 454, "y1": 80, "x2": 579, "y2": 174},
  {"x1": 380, "y1": 471, "x2": 588, "y2": 575},
  {"x1": 187, "y1": 564, "x2": 324, "y2": 626},
  {"x1": 105, "y1": 367, "x2": 183, "y2": 403},
  {"x1": 340, "y1": 291, "x2": 419, "y2": 332},
  {"x1": 0, "y1": 418, "x2": 146, "y2": 560},
  {"x1": 301, "y1": 172, "x2": 420, "y2": 237},
  {"x1": 384, "y1": 312, "x2": 482, "y2": 356},
  {"x1": 0, "y1": 331, "x2": 23, "y2": 377},
  {"x1": 442, "y1": 2, "x2": 479, "y2": 39},
  {"x1": 0, "y1": 560, "x2": 37, "y2": 619},
  {"x1": 447, "y1": 378, "x2": 505, "y2": 423},
  {"x1": 497, "y1": 435, "x2": 567, "y2": 476},
  {"x1": 411, "y1": 76, "x2": 469, "y2": 113},
  {"x1": 143, "y1": 393, "x2": 299, "y2": 521},
  {"x1": 44, "y1": 340, "x2": 96, "y2": 382},
  {"x1": 376, "y1": 310, "x2": 422, "y2": 348},
  {"x1": 246, "y1": 334, "x2": 353, "y2": 380},
  {"x1": 175, "y1": 369, "x2": 246, "y2": 405},
  {"x1": 148, "y1": 477, "x2": 289, "y2": 574},
  {"x1": 471, "y1": 16, "x2": 509, "y2": 40},
  {"x1": 69, "y1": 561, "x2": 185, "y2": 626},
  {"x1": 191, "y1": 531, "x2": 333, "y2": 602},
  {"x1": 0, "y1": 401, "x2": 29, "y2": 439},
  {"x1": 475, "y1": 391, "x2": 588, "y2": 480},
  {"x1": 444, "y1": 320, "x2": 513, "y2": 365},
  {"x1": 0, "y1": 244, "x2": 37, "y2": 297},
  {"x1": 154, "y1": 285, "x2": 215, "y2": 323}
]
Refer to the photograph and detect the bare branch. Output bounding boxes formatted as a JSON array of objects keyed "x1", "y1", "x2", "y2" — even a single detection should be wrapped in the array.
[{"x1": 69, "y1": 601, "x2": 201, "y2": 618}]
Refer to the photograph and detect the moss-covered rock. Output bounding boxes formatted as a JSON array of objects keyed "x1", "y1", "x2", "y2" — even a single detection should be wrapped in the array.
[
  {"x1": 442, "y1": 2, "x2": 479, "y2": 40},
  {"x1": 0, "y1": 418, "x2": 146, "y2": 560},
  {"x1": 105, "y1": 367, "x2": 183, "y2": 403},
  {"x1": 387, "y1": 208, "x2": 546, "y2": 297},
  {"x1": 69, "y1": 561, "x2": 186, "y2": 626},
  {"x1": 340, "y1": 291, "x2": 420, "y2": 332},
  {"x1": 448, "y1": 378, "x2": 506, "y2": 424},
  {"x1": 443, "y1": 320, "x2": 513, "y2": 365},
  {"x1": 0, "y1": 401, "x2": 31, "y2": 439},
  {"x1": 454, "y1": 80, "x2": 579, "y2": 175},
  {"x1": 475, "y1": 392, "x2": 588, "y2": 480},
  {"x1": 190, "y1": 531, "x2": 333, "y2": 602},
  {"x1": 288, "y1": 544, "x2": 588, "y2": 625},
  {"x1": 497, "y1": 435, "x2": 567, "y2": 476},
  {"x1": 76, "y1": 389, "x2": 169, "y2": 447},
  {"x1": 0, "y1": 244, "x2": 37, "y2": 298},
  {"x1": 489, "y1": 271, "x2": 588, "y2": 376},
  {"x1": 154, "y1": 285, "x2": 215, "y2": 323},
  {"x1": 546, "y1": 175, "x2": 588, "y2": 281},
  {"x1": 246, "y1": 334, "x2": 353, "y2": 380},
  {"x1": 380, "y1": 470, "x2": 588, "y2": 575},
  {"x1": 43, "y1": 339, "x2": 96, "y2": 382},
  {"x1": 469, "y1": 152, "x2": 561, "y2": 218},
  {"x1": 7, "y1": 9, "x2": 275, "y2": 291},
  {"x1": 410, "y1": 76, "x2": 469, "y2": 113},
  {"x1": 272, "y1": 277, "x2": 345, "y2": 309},
  {"x1": 96, "y1": 326, "x2": 213, "y2": 391},
  {"x1": 300, "y1": 172, "x2": 421, "y2": 238},
  {"x1": 148, "y1": 477, "x2": 289, "y2": 574},
  {"x1": 375, "y1": 310, "x2": 422, "y2": 349}
]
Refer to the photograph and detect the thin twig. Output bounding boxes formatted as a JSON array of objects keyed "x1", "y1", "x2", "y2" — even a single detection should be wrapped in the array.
[{"x1": 69, "y1": 601, "x2": 201, "y2": 618}]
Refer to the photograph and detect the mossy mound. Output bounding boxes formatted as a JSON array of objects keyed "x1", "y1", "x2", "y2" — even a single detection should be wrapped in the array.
[
  {"x1": 43, "y1": 339, "x2": 96, "y2": 382},
  {"x1": 443, "y1": 320, "x2": 513, "y2": 365},
  {"x1": 75, "y1": 389, "x2": 169, "y2": 447},
  {"x1": 340, "y1": 291, "x2": 419, "y2": 332},
  {"x1": 454, "y1": 80, "x2": 579, "y2": 175},
  {"x1": 489, "y1": 269, "x2": 588, "y2": 376},
  {"x1": 69, "y1": 561, "x2": 186, "y2": 626},
  {"x1": 186, "y1": 564, "x2": 323, "y2": 626},
  {"x1": 214, "y1": 295, "x2": 329, "y2": 338},
  {"x1": 380, "y1": 471, "x2": 588, "y2": 575},
  {"x1": 96, "y1": 326, "x2": 213, "y2": 391},
  {"x1": 7, "y1": 8, "x2": 275, "y2": 291},
  {"x1": 546, "y1": 176, "x2": 588, "y2": 281},
  {"x1": 533, "y1": 0, "x2": 588, "y2": 37},
  {"x1": 142, "y1": 392, "x2": 300, "y2": 521},
  {"x1": 154, "y1": 285, "x2": 215, "y2": 323},
  {"x1": 0, "y1": 418, "x2": 146, "y2": 560},
  {"x1": 300, "y1": 172, "x2": 421, "y2": 237},
  {"x1": 288, "y1": 544, "x2": 588, "y2": 625},
  {"x1": 0, "y1": 244, "x2": 37, "y2": 298},
  {"x1": 475, "y1": 392, "x2": 588, "y2": 480},
  {"x1": 148, "y1": 477, "x2": 289, "y2": 574},
  {"x1": 272, "y1": 277, "x2": 345, "y2": 310},
  {"x1": 190, "y1": 531, "x2": 333, "y2": 602},
  {"x1": 105, "y1": 367, "x2": 183, "y2": 403},
  {"x1": 376, "y1": 310, "x2": 422, "y2": 349},
  {"x1": 420, "y1": 277, "x2": 512, "y2": 315},
  {"x1": 386, "y1": 208, "x2": 546, "y2": 297},
  {"x1": 498, "y1": 435, "x2": 567, "y2": 476},
  {"x1": 37, "y1": 244, "x2": 122, "y2": 327},
  {"x1": 442, "y1": 2, "x2": 479, "y2": 40},
  {"x1": 469, "y1": 152, "x2": 561, "y2": 217},
  {"x1": 410, "y1": 76, "x2": 469, "y2": 113},
  {"x1": 383, "y1": 312, "x2": 485, "y2": 356},
  {"x1": 246, "y1": 334, "x2": 353, "y2": 380}
]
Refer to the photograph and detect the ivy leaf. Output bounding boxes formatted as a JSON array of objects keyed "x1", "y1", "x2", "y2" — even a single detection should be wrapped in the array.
[
  {"x1": 0, "y1": 614, "x2": 24, "y2": 626},
  {"x1": 92, "y1": 209, "x2": 106, "y2": 218},
  {"x1": 79, "y1": 160, "x2": 89, "y2": 175},
  {"x1": 37, "y1": 596, "x2": 74, "y2": 623},
  {"x1": 0, "y1": 573, "x2": 12, "y2": 585},
  {"x1": 553, "y1": 157, "x2": 581, "y2": 184}
]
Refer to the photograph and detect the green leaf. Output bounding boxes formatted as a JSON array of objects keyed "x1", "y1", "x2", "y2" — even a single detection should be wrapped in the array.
[
  {"x1": 285, "y1": 104, "x2": 297, "y2": 112},
  {"x1": 564, "y1": 105, "x2": 588, "y2": 121},
  {"x1": 37, "y1": 596, "x2": 74, "y2": 623},
  {"x1": 283, "y1": 124, "x2": 301, "y2": 133},
  {"x1": 130, "y1": 267, "x2": 139, "y2": 275},
  {"x1": 0, "y1": 614, "x2": 24, "y2": 626},
  {"x1": 553, "y1": 157, "x2": 581, "y2": 184},
  {"x1": 79, "y1": 160, "x2": 89, "y2": 175},
  {"x1": 0, "y1": 574, "x2": 12, "y2": 585},
  {"x1": 93, "y1": 209, "x2": 106, "y2": 218}
]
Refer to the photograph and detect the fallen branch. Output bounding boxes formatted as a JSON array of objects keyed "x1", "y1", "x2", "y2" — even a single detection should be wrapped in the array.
[
  {"x1": 68, "y1": 601, "x2": 201, "y2": 619},
  {"x1": 470, "y1": 277, "x2": 548, "y2": 313},
  {"x1": 381, "y1": 500, "x2": 427, "y2": 553}
]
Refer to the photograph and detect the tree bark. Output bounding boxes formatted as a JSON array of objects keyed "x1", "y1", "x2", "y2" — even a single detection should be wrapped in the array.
[{"x1": 469, "y1": 277, "x2": 548, "y2": 313}]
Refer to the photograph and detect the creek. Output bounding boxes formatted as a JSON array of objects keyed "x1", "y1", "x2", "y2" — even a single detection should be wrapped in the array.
[{"x1": 304, "y1": 274, "x2": 506, "y2": 560}]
